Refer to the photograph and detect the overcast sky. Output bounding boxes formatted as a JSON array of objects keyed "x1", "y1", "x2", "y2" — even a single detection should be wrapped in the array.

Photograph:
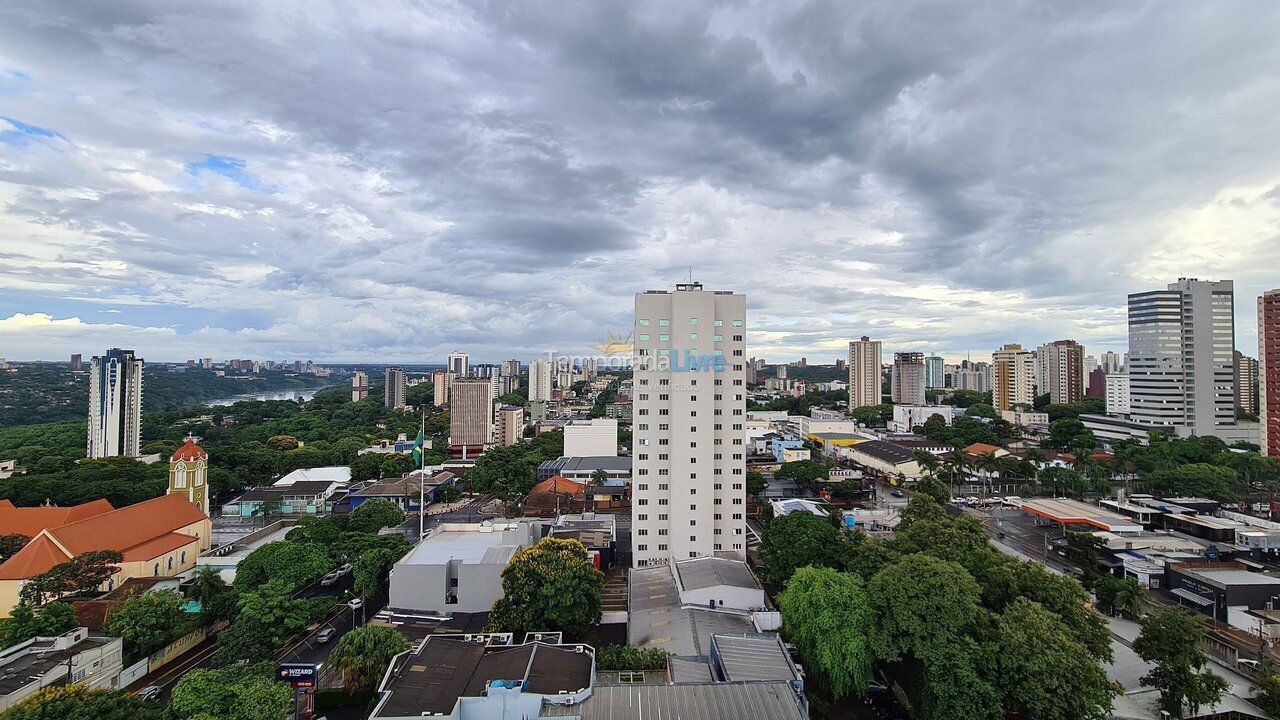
[{"x1": 3, "y1": 2, "x2": 1280, "y2": 365}]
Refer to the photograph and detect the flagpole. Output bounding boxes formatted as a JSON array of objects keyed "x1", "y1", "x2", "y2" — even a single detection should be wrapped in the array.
[{"x1": 419, "y1": 407, "x2": 426, "y2": 542}]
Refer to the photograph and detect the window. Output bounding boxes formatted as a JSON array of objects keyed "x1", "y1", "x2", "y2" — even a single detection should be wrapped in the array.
[
  {"x1": 733, "y1": 350, "x2": 743, "y2": 356},
  {"x1": 714, "y1": 528, "x2": 722, "y2": 534},
  {"x1": 733, "y1": 543, "x2": 743, "y2": 550},
  {"x1": 639, "y1": 319, "x2": 650, "y2": 326},
  {"x1": 714, "y1": 320, "x2": 723, "y2": 327},
  {"x1": 689, "y1": 411, "x2": 696, "y2": 417},
  {"x1": 638, "y1": 498, "x2": 649, "y2": 505},
  {"x1": 181, "y1": 551, "x2": 187, "y2": 564},
  {"x1": 658, "y1": 544, "x2": 668, "y2": 551},
  {"x1": 733, "y1": 513, "x2": 743, "y2": 520},
  {"x1": 638, "y1": 423, "x2": 648, "y2": 430},
  {"x1": 167, "y1": 557, "x2": 174, "y2": 571},
  {"x1": 713, "y1": 350, "x2": 723, "y2": 356},
  {"x1": 690, "y1": 488, "x2": 697, "y2": 494},
  {"x1": 690, "y1": 536, "x2": 697, "y2": 542},
  {"x1": 638, "y1": 544, "x2": 648, "y2": 552},
  {"x1": 659, "y1": 319, "x2": 670, "y2": 326},
  {"x1": 658, "y1": 482, "x2": 669, "y2": 489},
  {"x1": 659, "y1": 393, "x2": 669, "y2": 400},
  {"x1": 153, "y1": 563, "x2": 160, "y2": 576},
  {"x1": 690, "y1": 333, "x2": 698, "y2": 340},
  {"x1": 658, "y1": 408, "x2": 669, "y2": 415},
  {"x1": 714, "y1": 483, "x2": 723, "y2": 489},
  {"x1": 658, "y1": 438, "x2": 669, "y2": 445},
  {"x1": 659, "y1": 334, "x2": 670, "y2": 341},
  {"x1": 690, "y1": 503, "x2": 697, "y2": 510},
  {"x1": 714, "y1": 334, "x2": 723, "y2": 342},
  {"x1": 658, "y1": 528, "x2": 668, "y2": 535},
  {"x1": 690, "y1": 317, "x2": 698, "y2": 325},
  {"x1": 659, "y1": 513, "x2": 668, "y2": 520},
  {"x1": 689, "y1": 395, "x2": 696, "y2": 401},
  {"x1": 658, "y1": 348, "x2": 669, "y2": 356},
  {"x1": 175, "y1": 474, "x2": 186, "y2": 489},
  {"x1": 638, "y1": 529, "x2": 648, "y2": 536},
  {"x1": 690, "y1": 441, "x2": 697, "y2": 447},
  {"x1": 714, "y1": 512, "x2": 722, "y2": 520},
  {"x1": 658, "y1": 498, "x2": 669, "y2": 505},
  {"x1": 690, "y1": 519, "x2": 697, "y2": 526},
  {"x1": 638, "y1": 513, "x2": 648, "y2": 521},
  {"x1": 714, "y1": 543, "x2": 723, "y2": 550},
  {"x1": 639, "y1": 334, "x2": 650, "y2": 341},
  {"x1": 659, "y1": 423, "x2": 670, "y2": 430},
  {"x1": 732, "y1": 320, "x2": 743, "y2": 327},
  {"x1": 658, "y1": 454, "x2": 668, "y2": 460},
  {"x1": 638, "y1": 408, "x2": 649, "y2": 416},
  {"x1": 638, "y1": 454, "x2": 648, "y2": 460},
  {"x1": 637, "y1": 483, "x2": 648, "y2": 490},
  {"x1": 733, "y1": 498, "x2": 743, "y2": 504},
  {"x1": 733, "y1": 334, "x2": 743, "y2": 341},
  {"x1": 714, "y1": 498, "x2": 722, "y2": 505},
  {"x1": 619, "y1": 671, "x2": 646, "y2": 684},
  {"x1": 658, "y1": 469, "x2": 669, "y2": 476}
]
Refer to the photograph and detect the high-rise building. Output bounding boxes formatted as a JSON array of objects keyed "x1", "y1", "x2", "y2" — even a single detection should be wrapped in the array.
[
  {"x1": 1129, "y1": 279, "x2": 1238, "y2": 438},
  {"x1": 633, "y1": 283, "x2": 746, "y2": 566},
  {"x1": 1260, "y1": 290, "x2": 1280, "y2": 458},
  {"x1": 351, "y1": 371, "x2": 369, "y2": 402},
  {"x1": 88, "y1": 348, "x2": 143, "y2": 458},
  {"x1": 70, "y1": 354, "x2": 82, "y2": 371},
  {"x1": 448, "y1": 352, "x2": 470, "y2": 377},
  {"x1": 497, "y1": 406, "x2": 524, "y2": 447},
  {"x1": 450, "y1": 378, "x2": 493, "y2": 453},
  {"x1": 1086, "y1": 368, "x2": 1106, "y2": 398},
  {"x1": 202, "y1": 358, "x2": 213, "y2": 370},
  {"x1": 1036, "y1": 340, "x2": 1084, "y2": 405},
  {"x1": 776, "y1": 365, "x2": 787, "y2": 380},
  {"x1": 848, "y1": 337, "x2": 882, "y2": 410},
  {"x1": 923, "y1": 356, "x2": 945, "y2": 389},
  {"x1": 168, "y1": 437, "x2": 210, "y2": 514},
  {"x1": 385, "y1": 367, "x2": 406, "y2": 408},
  {"x1": 432, "y1": 370, "x2": 452, "y2": 407},
  {"x1": 955, "y1": 367, "x2": 990, "y2": 392},
  {"x1": 835, "y1": 358, "x2": 846, "y2": 372},
  {"x1": 1235, "y1": 351, "x2": 1259, "y2": 418},
  {"x1": 500, "y1": 359, "x2": 521, "y2": 377},
  {"x1": 1106, "y1": 374, "x2": 1131, "y2": 415},
  {"x1": 891, "y1": 352, "x2": 926, "y2": 405},
  {"x1": 1101, "y1": 351, "x2": 1123, "y2": 375},
  {"x1": 992, "y1": 344, "x2": 1036, "y2": 411},
  {"x1": 529, "y1": 359, "x2": 553, "y2": 403}
]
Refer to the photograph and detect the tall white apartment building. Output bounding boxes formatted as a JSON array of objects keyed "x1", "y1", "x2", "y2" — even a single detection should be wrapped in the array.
[
  {"x1": 88, "y1": 348, "x2": 143, "y2": 458},
  {"x1": 528, "y1": 359, "x2": 553, "y2": 402},
  {"x1": 848, "y1": 336, "x2": 882, "y2": 410},
  {"x1": 992, "y1": 344, "x2": 1036, "y2": 411},
  {"x1": 496, "y1": 406, "x2": 524, "y2": 446},
  {"x1": 1101, "y1": 351, "x2": 1123, "y2": 374},
  {"x1": 384, "y1": 367, "x2": 406, "y2": 408},
  {"x1": 924, "y1": 356, "x2": 945, "y2": 389},
  {"x1": 351, "y1": 372, "x2": 369, "y2": 402},
  {"x1": 1036, "y1": 340, "x2": 1084, "y2": 405},
  {"x1": 1105, "y1": 373, "x2": 1130, "y2": 415},
  {"x1": 891, "y1": 352, "x2": 926, "y2": 405},
  {"x1": 632, "y1": 283, "x2": 746, "y2": 567},
  {"x1": 1128, "y1": 279, "x2": 1238, "y2": 438},
  {"x1": 564, "y1": 418, "x2": 619, "y2": 457},
  {"x1": 448, "y1": 351, "x2": 470, "y2": 377},
  {"x1": 432, "y1": 370, "x2": 452, "y2": 407}
]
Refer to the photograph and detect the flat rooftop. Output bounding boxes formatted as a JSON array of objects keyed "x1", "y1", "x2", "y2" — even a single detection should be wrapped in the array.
[
  {"x1": 1021, "y1": 498, "x2": 1142, "y2": 533},
  {"x1": 1180, "y1": 567, "x2": 1280, "y2": 587},
  {"x1": 1166, "y1": 514, "x2": 1246, "y2": 530},
  {"x1": 0, "y1": 636, "x2": 113, "y2": 695},
  {"x1": 400, "y1": 521, "x2": 539, "y2": 567},
  {"x1": 628, "y1": 566, "x2": 755, "y2": 657},
  {"x1": 372, "y1": 637, "x2": 592, "y2": 718},
  {"x1": 711, "y1": 634, "x2": 797, "y2": 682},
  {"x1": 541, "y1": 682, "x2": 806, "y2": 720},
  {"x1": 675, "y1": 557, "x2": 761, "y2": 591}
]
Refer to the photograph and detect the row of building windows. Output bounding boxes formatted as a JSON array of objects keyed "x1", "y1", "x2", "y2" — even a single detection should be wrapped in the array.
[
  {"x1": 637, "y1": 319, "x2": 745, "y2": 327},
  {"x1": 636, "y1": 513, "x2": 744, "y2": 521},
  {"x1": 635, "y1": 543, "x2": 744, "y2": 555}
]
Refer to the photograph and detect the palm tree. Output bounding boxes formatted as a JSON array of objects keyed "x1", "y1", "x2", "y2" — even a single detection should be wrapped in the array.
[
  {"x1": 914, "y1": 451, "x2": 941, "y2": 478},
  {"x1": 590, "y1": 468, "x2": 609, "y2": 512},
  {"x1": 187, "y1": 566, "x2": 226, "y2": 608},
  {"x1": 976, "y1": 451, "x2": 1002, "y2": 498},
  {"x1": 1114, "y1": 578, "x2": 1144, "y2": 619},
  {"x1": 329, "y1": 625, "x2": 410, "y2": 692}
]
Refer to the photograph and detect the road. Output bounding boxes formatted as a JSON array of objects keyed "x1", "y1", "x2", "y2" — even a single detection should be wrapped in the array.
[{"x1": 389, "y1": 495, "x2": 496, "y2": 542}]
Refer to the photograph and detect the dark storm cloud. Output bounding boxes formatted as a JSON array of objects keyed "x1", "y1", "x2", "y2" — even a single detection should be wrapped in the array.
[{"x1": 1, "y1": 0, "x2": 1279, "y2": 361}]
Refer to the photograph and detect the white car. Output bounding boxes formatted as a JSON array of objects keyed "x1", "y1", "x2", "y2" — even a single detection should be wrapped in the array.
[
  {"x1": 316, "y1": 628, "x2": 336, "y2": 643},
  {"x1": 138, "y1": 686, "x2": 163, "y2": 702},
  {"x1": 320, "y1": 572, "x2": 340, "y2": 587},
  {"x1": 347, "y1": 598, "x2": 364, "y2": 610}
]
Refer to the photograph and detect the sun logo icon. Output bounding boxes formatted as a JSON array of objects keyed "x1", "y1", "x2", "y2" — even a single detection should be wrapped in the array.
[{"x1": 591, "y1": 330, "x2": 634, "y2": 356}]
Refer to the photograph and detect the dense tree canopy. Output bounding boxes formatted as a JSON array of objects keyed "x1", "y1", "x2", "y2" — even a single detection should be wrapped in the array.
[
  {"x1": 346, "y1": 497, "x2": 407, "y2": 533},
  {"x1": 169, "y1": 663, "x2": 293, "y2": 720},
  {"x1": 758, "y1": 511, "x2": 846, "y2": 587},
  {"x1": 104, "y1": 589, "x2": 187, "y2": 660},
  {"x1": 487, "y1": 538, "x2": 603, "y2": 638},
  {"x1": 778, "y1": 567, "x2": 873, "y2": 700},
  {"x1": 1133, "y1": 609, "x2": 1230, "y2": 718},
  {"x1": 233, "y1": 541, "x2": 332, "y2": 590},
  {"x1": 1, "y1": 602, "x2": 75, "y2": 649},
  {"x1": 0, "y1": 685, "x2": 165, "y2": 720},
  {"x1": 994, "y1": 599, "x2": 1118, "y2": 720},
  {"x1": 328, "y1": 626, "x2": 411, "y2": 692}
]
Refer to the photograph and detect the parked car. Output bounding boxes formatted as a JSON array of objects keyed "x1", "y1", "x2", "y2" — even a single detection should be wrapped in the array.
[
  {"x1": 347, "y1": 597, "x2": 364, "y2": 610},
  {"x1": 138, "y1": 686, "x2": 163, "y2": 702},
  {"x1": 320, "y1": 572, "x2": 340, "y2": 587},
  {"x1": 890, "y1": 489, "x2": 905, "y2": 498},
  {"x1": 1239, "y1": 658, "x2": 1262, "y2": 672},
  {"x1": 337, "y1": 563, "x2": 353, "y2": 576},
  {"x1": 316, "y1": 628, "x2": 336, "y2": 643}
]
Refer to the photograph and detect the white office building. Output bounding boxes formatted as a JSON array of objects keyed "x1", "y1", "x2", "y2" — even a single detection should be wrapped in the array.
[
  {"x1": 87, "y1": 348, "x2": 143, "y2": 458},
  {"x1": 1128, "y1": 279, "x2": 1241, "y2": 438},
  {"x1": 1106, "y1": 373, "x2": 1131, "y2": 415},
  {"x1": 564, "y1": 418, "x2": 618, "y2": 457},
  {"x1": 447, "y1": 351, "x2": 469, "y2": 377},
  {"x1": 924, "y1": 355, "x2": 945, "y2": 389},
  {"x1": 633, "y1": 283, "x2": 746, "y2": 567},
  {"x1": 848, "y1": 336, "x2": 882, "y2": 410},
  {"x1": 529, "y1": 359, "x2": 553, "y2": 403}
]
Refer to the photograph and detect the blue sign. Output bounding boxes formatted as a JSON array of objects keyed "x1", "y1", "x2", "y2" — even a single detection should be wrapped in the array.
[
  {"x1": 277, "y1": 663, "x2": 317, "y2": 688},
  {"x1": 670, "y1": 350, "x2": 726, "y2": 373}
]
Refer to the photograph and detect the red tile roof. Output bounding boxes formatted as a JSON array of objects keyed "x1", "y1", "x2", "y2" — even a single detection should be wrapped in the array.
[
  {"x1": 121, "y1": 533, "x2": 200, "y2": 562},
  {"x1": 529, "y1": 476, "x2": 587, "y2": 499},
  {"x1": 964, "y1": 442, "x2": 1003, "y2": 456},
  {"x1": 0, "y1": 499, "x2": 114, "y2": 538},
  {"x1": 171, "y1": 438, "x2": 208, "y2": 462},
  {"x1": 0, "y1": 535, "x2": 71, "y2": 580}
]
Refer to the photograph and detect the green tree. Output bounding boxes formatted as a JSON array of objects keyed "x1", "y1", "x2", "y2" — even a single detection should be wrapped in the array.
[
  {"x1": 19, "y1": 549, "x2": 123, "y2": 605},
  {"x1": 169, "y1": 663, "x2": 293, "y2": 720},
  {"x1": 104, "y1": 589, "x2": 186, "y2": 660},
  {"x1": 353, "y1": 547, "x2": 403, "y2": 598},
  {"x1": 328, "y1": 625, "x2": 411, "y2": 693},
  {"x1": 0, "y1": 685, "x2": 165, "y2": 720},
  {"x1": 868, "y1": 554, "x2": 983, "y2": 663},
  {"x1": 233, "y1": 541, "x2": 332, "y2": 590},
  {"x1": 759, "y1": 511, "x2": 845, "y2": 587},
  {"x1": 774, "y1": 460, "x2": 829, "y2": 491},
  {"x1": 1143, "y1": 463, "x2": 1240, "y2": 502},
  {"x1": 1094, "y1": 575, "x2": 1144, "y2": 619},
  {"x1": 965, "y1": 403, "x2": 998, "y2": 419},
  {"x1": 777, "y1": 567, "x2": 874, "y2": 700},
  {"x1": 0, "y1": 534, "x2": 28, "y2": 563},
  {"x1": 746, "y1": 469, "x2": 766, "y2": 498},
  {"x1": 1253, "y1": 664, "x2": 1280, "y2": 717},
  {"x1": 1048, "y1": 418, "x2": 1086, "y2": 449},
  {"x1": 1013, "y1": 562, "x2": 1112, "y2": 660},
  {"x1": 915, "y1": 475, "x2": 950, "y2": 505},
  {"x1": 347, "y1": 498, "x2": 407, "y2": 533},
  {"x1": 2, "y1": 602, "x2": 75, "y2": 649},
  {"x1": 994, "y1": 598, "x2": 1118, "y2": 720},
  {"x1": 266, "y1": 435, "x2": 300, "y2": 451},
  {"x1": 487, "y1": 538, "x2": 604, "y2": 638},
  {"x1": 213, "y1": 580, "x2": 307, "y2": 666},
  {"x1": 1064, "y1": 532, "x2": 1105, "y2": 588},
  {"x1": 917, "y1": 641, "x2": 1003, "y2": 720},
  {"x1": 1133, "y1": 609, "x2": 1230, "y2": 718}
]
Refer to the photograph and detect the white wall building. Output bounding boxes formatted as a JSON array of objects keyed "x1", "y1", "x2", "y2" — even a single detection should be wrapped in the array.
[
  {"x1": 1106, "y1": 373, "x2": 1131, "y2": 415},
  {"x1": 447, "y1": 351, "x2": 470, "y2": 377},
  {"x1": 88, "y1": 348, "x2": 143, "y2": 458},
  {"x1": 432, "y1": 370, "x2": 452, "y2": 407},
  {"x1": 992, "y1": 344, "x2": 1036, "y2": 411},
  {"x1": 564, "y1": 418, "x2": 618, "y2": 457},
  {"x1": 890, "y1": 405, "x2": 955, "y2": 433},
  {"x1": 529, "y1": 359, "x2": 553, "y2": 403},
  {"x1": 497, "y1": 406, "x2": 524, "y2": 446},
  {"x1": 848, "y1": 337, "x2": 882, "y2": 410},
  {"x1": 633, "y1": 283, "x2": 746, "y2": 566}
]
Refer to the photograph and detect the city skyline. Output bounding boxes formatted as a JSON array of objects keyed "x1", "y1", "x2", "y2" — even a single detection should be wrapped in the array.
[{"x1": 4, "y1": 4, "x2": 1280, "y2": 362}]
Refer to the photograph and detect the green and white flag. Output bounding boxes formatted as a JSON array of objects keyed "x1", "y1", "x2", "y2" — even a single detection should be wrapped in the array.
[{"x1": 411, "y1": 425, "x2": 425, "y2": 468}]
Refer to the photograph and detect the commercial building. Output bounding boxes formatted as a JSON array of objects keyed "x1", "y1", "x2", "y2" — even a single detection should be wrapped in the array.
[
  {"x1": 448, "y1": 351, "x2": 470, "y2": 377},
  {"x1": 563, "y1": 418, "x2": 618, "y2": 457},
  {"x1": 450, "y1": 378, "x2": 493, "y2": 455},
  {"x1": 1105, "y1": 374, "x2": 1131, "y2": 415},
  {"x1": 496, "y1": 406, "x2": 524, "y2": 446},
  {"x1": 87, "y1": 348, "x2": 144, "y2": 458},
  {"x1": 351, "y1": 371, "x2": 369, "y2": 402},
  {"x1": 1235, "y1": 351, "x2": 1259, "y2": 417},
  {"x1": 500, "y1": 359, "x2": 521, "y2": 377},
  {"x1": 1036, "y1": 340, "x2": 1084, "y2": 405},
  {"x1": 992, "y1": 344, "x2": 1036, "y2": 411},
  {"x1": 924, "y1": 355, "x2": 945, "y2": 389},
  {"x1": 632, "y1": 283, "x2": 747, "y2": 566},
  {"x1": 891, "y1": 352, "x2": 926, "y2": 406},
  {"x1": 385, "y1": 367, "x2": 407, "y2": 408},
  {"x1": 528, "y1": 358, "x2": 553, "y2": 403},
  {"x1": 1102, "y1": 351, "x2": 1123, "y2": 374},
  {"x1": 0, "y1": 494, "x2": 211, "y2": 617},
  {"x1": 1165, "y1": 561, "x2": 1280, "y2": 622},
  {"x1": 1261, "y1": 289, "x2": 1280, "y2": 458},
  {"x1": 890, "y1": 405, "x2": 954, "y2": 433},
  {"x1": 954, "y1": 366, "x2": 991, "y2": 393},
  {"x1": 0, "y1": 629, "x2": 124, "y2": 712},
  {"x1": 537, "y1": 456, "x2": 632, "y2": 483},
  {"x1": 844, "y1": 440, "x2": 923, "y2": 481},
  {"x1": 847, "y1": 336, "x2": 882, "y2": 410},
  {"x1": 388, "y1": 520, "x2": 543, "y2": 613},
  {"x1": 1128, "y1": 278, "x2": 1237, "y2": 438}
]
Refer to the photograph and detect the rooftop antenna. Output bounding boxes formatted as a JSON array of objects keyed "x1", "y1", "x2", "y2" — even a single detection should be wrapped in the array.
[{"x1": 688, "y1": 266, "x2": 693, "y2": 283}]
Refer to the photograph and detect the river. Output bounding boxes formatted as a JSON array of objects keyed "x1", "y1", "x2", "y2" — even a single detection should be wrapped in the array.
[{"x1": 207, "y1": 388, "x2": 323, "y2": 406}]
